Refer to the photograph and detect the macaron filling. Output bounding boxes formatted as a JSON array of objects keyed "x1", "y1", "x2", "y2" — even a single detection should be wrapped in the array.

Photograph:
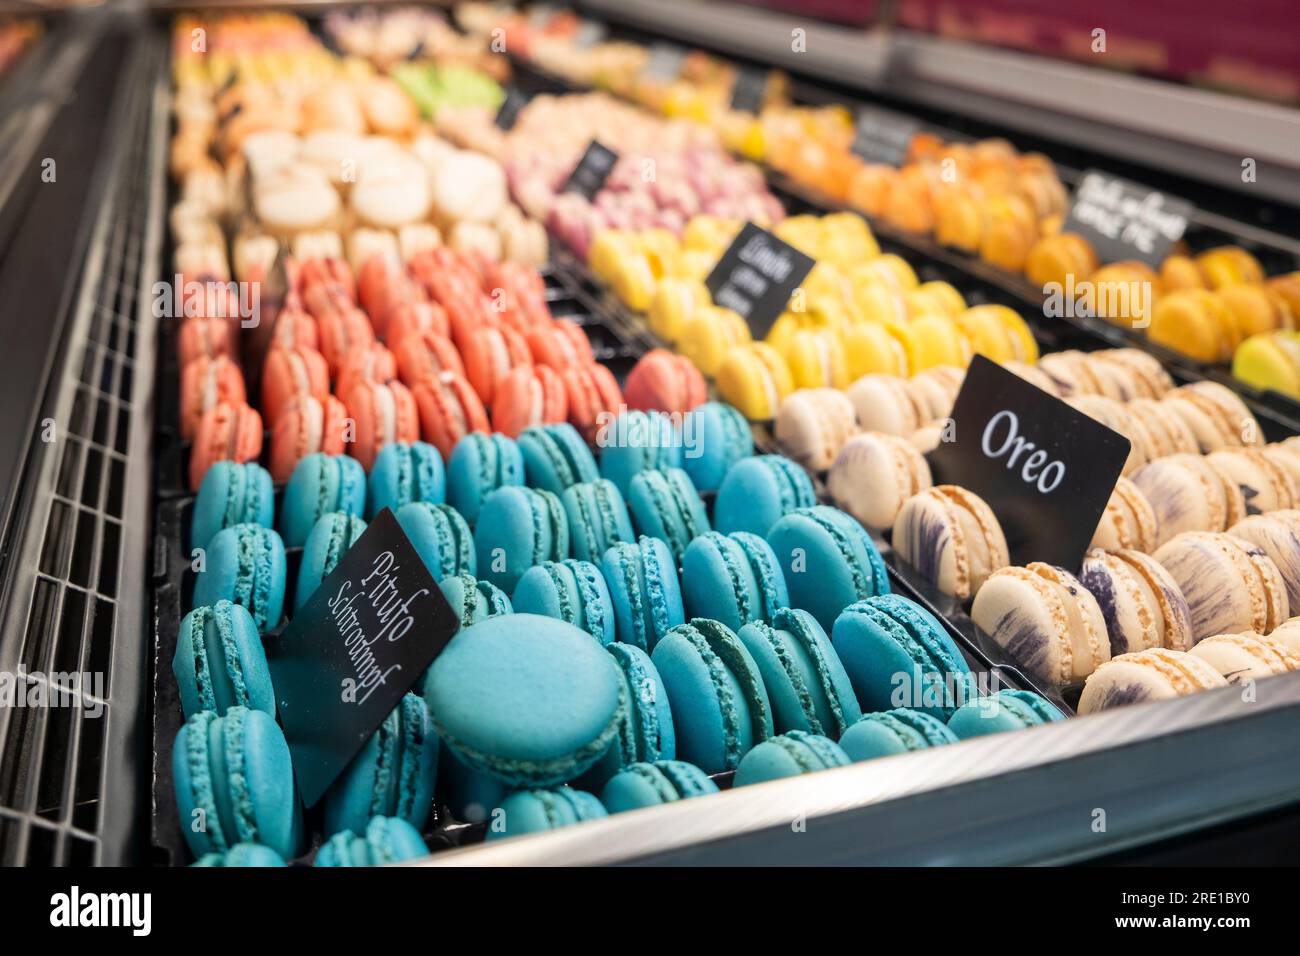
[
  {"x1": 184, "y1": 711, "x2": 228, "y2": 849},
  {"x1": 680, "y1": 620, "x2": 770, "y2": 769},
  {"x1": 774, "y1": 608, "x2": 852, "y2": 736}
]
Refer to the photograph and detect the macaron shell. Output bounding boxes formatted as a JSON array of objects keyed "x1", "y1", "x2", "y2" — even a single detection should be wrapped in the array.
[
  {"x1": 280, "y1": 453, "x2": 367, "y2": 548},
  {"x1": 768, "y1": 506, "x2": 890, "y2": 633},
  {"x1": 192, "y1": 524, "x2": 287, "y2": 634},
  {"x1": 518, "y1": 422, "x2": 600, "y2": 494},
  {"x1": 1229, "y1": 511, "x2": 1300, "y2": 613},
  {"x1": 714, "y1": 455, "x2": 816, "y2": 537},
  {"x1": 491, "y1": 364, "x2": 568, "y2": 439},
  {"x1": 1078, "y1": 648, "x2": 1228, "y2": 714},
  {"x1": 733, "y1": 731, "x2": 850, "y2": 786},
  {"x1": 474, "y1": 486, "x2": 569, "y2": 593},
  {"x1": 599, "y1": 536, "x2": 685, "y2": 652},
  {"x1": 296, "y1": 512, "x2": 367, "y2": 612},
  {"x1": 191, "y1": 462, "x2": 274, "y2": 552},
  {"x1": 775, "y1": 388, "x2": 858, "y2": 472},
  {"x1": 680, "y1": 401, "x2": 753, "y2": 494},
  {"x1": 600, "y1": 760, "x2": 718, "y2": 813},
  {"x1": 827, "y1": 431, "x2": 932, "y2": 532},
  {"x1": 562, "y1": 479, "x2": 636, "y2": 563},
  {"x1": 395, "y1": 501, "x2": 475, "y2": 581},
  {"x1": 446, "y1": 432, "x2": 525, "y2": 526},
  {"x1": 627, "y1": 468, "x2": 711, "y2": 562},
  {"x1": 172, "y1": 601, "x2": 275, "y2": 719},
  {"x1": 624, "y1": 349, "x2": 708, "y2": 414},
  {"x1": 970, "y1": 566, "x2": 1089, "y2": 685},
  {"x1": 1188, "y1": 632, "x2": 1300, "y2": 683},
  {"x1": 511, "y1": 560, "x2": 615, "y2": 645},
  {"x1": 1153, "y1": 531, "x2": 1281, "y2": 642},
  {"x1": 367, "y1": 441, "x2": 448, "y2": 517}
]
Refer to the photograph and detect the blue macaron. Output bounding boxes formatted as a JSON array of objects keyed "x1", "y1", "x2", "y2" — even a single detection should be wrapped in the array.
[
  {"x1": 627, "y1": 467, "x2": 710, "y2": 563},
  {"x1": 831, "y1": 594, "x2": 974, "y2": 720},
  {"x1": 425, "y1": 614, "x2": 627, "y2": 787},
  {"x1": 295, "y1": 512, "x2": 367, "y2": 612},
  {"x1": 651, "y1": 618, "x2": 773, "y2": 774},
  {"x1": 583, "y1": 642, "x2": 676, "y2": 785},
  {"x1": 395, "y1": 501, "x2": 475, "y2": 581},
  {"x1": 599, "y1": 536, "x2": 685, "y2": 652},
  {"x1": 485, "y1": 787, "x2": 608, "y2": 841},
  {"x1": 839, "y1": 708, "x2": 959, "y2": 762},
  {"x1": 280, "y1": 453, "x2": 367, "y2": 549},
  {"x1": 733, "y1": 730, "x2": 850, "y2": 786},
  {"x1": 191, "y1": 461, "x2": 274, "y2": 552},
  {"x1": 511, "y1": 559, "x2": 615, "y2": 644},
  {"x1": 473, "y1": 486, "x2": 569, "y2": 593},
  {"x1": 173, "y1": 600, "x2": 275, "y2": 720},
  {"x1": 435, "y1": 748, "x2": 512, "y2": 825},
  {"x1": 191, "y1": 844, "x2": 287, "y2": 867},
  {"x1": 737, "y1": 607, "x2": 861, "y2": 739},
  {"x1": 322, "y1": 692, "x2": 439, "y2": 838},
  {"x1": 446, "y1": 432, "x2": 525, "y2": 526},
  {"x1": 681, "y1": 401, "x2": 754, "y2": 493},
  {"x1": 192, "y1": 523, "x2": 287, "y2": 633},
  {"x1": 173, "y1": 706, "x2": 301, "y2": 860},
  {"x1": 713, "y1": 455, "x2": 815, "y2": 537},
  {"x1": 599, "y1": 759, "x2": 718, "y2": 813},
  {"x1": 767, "y1": 505, "x2": 890, "y2": 633},
  {"x1": 437, "y1": 572, "x2": 513, "y2": 631},
  {"x1": 946, "y1": 689, "x2": 1065, "y2": 740},
  {"x1": 598, "y1": 410, "x2": 684, "y2": 497},
  {"x1": 518, "y1": 422, "x2": 599, "y2": 495},
  {"x1": 562, "y1": 478, "x2": 635, "y2": 563},
  {"x1": 366, "y1": 441, "x2": 446, "y2": 518},
  {"x1": 314, "y1": 816, "x2": 429, "y2": 866},
  {"x1": 681, "y1": 531, "x2": 789, "y2": 632}
]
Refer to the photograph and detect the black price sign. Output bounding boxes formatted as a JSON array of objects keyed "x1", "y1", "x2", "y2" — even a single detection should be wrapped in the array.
[
  {"x1": 849, "y1": 105, "x2": 921, "y2": 167},
  {"x1": 1063, "y1": 169, "x2": 1193, "y2": 268},
  {"x1": 730, "y1": 66, "x2": 768, "y2": 113},
  {"x1": 704, "y1": 222, "x2": 815, "y2": 340},
  {"x1": 264, "y1": 509, "x2": 458, "y2": 807},
  {"x1": 561, "y1": 140, "x2": 619, "y2": 200},
  {"x1": 495, "y1": 86, "x2": 528, "y2": 131},
  {"x1": 925, "y1": 356, "x2": 1130, "y2": 571},
  {"x1": 642, "y1": 42, "x2": 686, "y2": 82}
]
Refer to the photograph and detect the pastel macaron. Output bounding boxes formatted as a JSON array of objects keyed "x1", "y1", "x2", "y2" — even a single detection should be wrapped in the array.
[
  {"x1": 680, "y1": 531, "x2": 789, "y2": 633},
  {"x1": 680, "y1": 401, "x2": 753, "y2": 494},
  {"x1": 192, "y1": 523, "x2": 287, "y2": 633},
  {"x1": 733, "y1": 731, "x2": 851, "y2": 786},
  {"x1": 191, "y1": 461, "x2": 274, "y2": 552},
  {"x1": 599, "y1": 535, "x2": 685, "y2": 652},
  {"x1": 1188, "y1": 631, "x2": 1300, "y2": 683},
  {"x1": 562, "y1": 479, "x2": 636, "y2": 563},
  {"x1": 1078, "y1": 548, "x2": 1194, "y2": 654},
  {"x1": 623, "y1": 348, "x2": 707, "y2": 414},
  {"x1": 314, "y1": 816, "x2": 429, "y2": 867},
  {"x1": 839, "y1": 708, "x2": 958, "y2": 760},
  {"x1": 518, "y1": 422, "x2": 600, "y2": 495},
  {"x1": 280, "y1": 453, "x2": 367, "y2": 549},
  {"x1": 627, "y1": 467, "x2": 711, "y2": 563},
  {"x1": 1228, "y1": 511, "x2": 1300, "y2": 612},
  {"x1": 1153, "y1": 531, "x2": 1289, "y2": 642},
  {"x1": 1078, "y1": 647, "x2": 1228, "y2": 714},
  {"x1": 946, "y1": 690, "x2": 1065, "y2": 740},
  {"x1": 395, "y1": 501, "x2": 475, "y2": 581},
  {"x1": 891, "y1": 485, "x2": 1010, "y2": 601},
  {"x1": 172, "y1": 600, "x2": 274, "y2": 720},
  {"x1": 437, "y1": 572, "x2": 513, "y2": 632},
  {"x1": 295, "y1": 512, "x2": 367, "y2": 612},
  {"x1": 600, "y1": 760, "x2": 718, "y2": 813},
  {"x1": 473, "y1": 486, "x2": 569, "y2": 593},
  {"x1": 366, "y1": 441, "x2": 447, "y2": 518},
  {"x1": 597, "y1": 410, "x2": 684, "y2": 498},
  {"x1": 827, "y1": 432, "x2": 932, "y2": 532},
  {"x1": 511, "y1": 559, "x2": 615, "y2": 645},
  {"x1": 189, "y1": 401, "x2": 263, "y2": 491},
  {"x1": 485, "y1": 787, "x2": 608, "y2": 842},
  {"x1": 774, "y1": 388, "x2": 859, "y2": 472},
  {"x1": 445, "y1": 432, "x2": 524, "y2": 526},
  {"x1": 584, "y1": 642, "x2": 677, "y2": 785},
  {"x1": 714, "y1": 455, "x2": 816, "y2": 538},
  {"x1": 192, "y1": 844, "x2": 286, "y2": 867}
]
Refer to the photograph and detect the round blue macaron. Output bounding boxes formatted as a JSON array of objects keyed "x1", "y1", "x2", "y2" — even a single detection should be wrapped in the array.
[
  {"x1": 627, "y1": 467, "x2": 710, "y2": 563},
  {"x1": 562, "y1": 478, "x2": 635, "y2": 563},
  {"x1": 599, "y1": 759, "x2": 718, "y2": 814},
  {"x1": 314, "y1": 816, "x2": 429, "y2": 867},
  {"x1": 192, "y1": 523, "x2": 287, "y2": 633},
  {"x1": 366, "y1": 441, "x2": 446, "y2": 518},
  {"x1": 651, "y1": 618, "x2": 773, "y2": 774},
  {"x1": 191, "y1": 843, "x2": 286, "y2": 867},
  {"x1": 322, "y1": 692, "x2": 439, "y2": 838},
  {"x1": 425, "y1": 614, "x2": 627, "y2": 787},
  {"x1": 295, "y1": 512, "x2": 367, "y2": 613},
  {"x1": 436, "y1": 572, "x2": 513, "y2": 632},
  {"x1": 473, "y1": 486, "x2": 569, "y2": 593},
  {"x1": 598, "y1": 410, "x2": 684, "y2": 497},
  {"x1": 511, "y1": 559, "x2": 615, "y2": 644},
  {"x1": 737, "y1": 607, "x2": 861, "y2": 739},
  {"x1": 582, "y1": 642, "x2": 676, "y2": 786},
  {"x1": 280, "y1": 453, "x2": 367, "y2": 549},
  {"x1": 191, "y1": 461, "x2": 274, "y2": 553},
  {"x1": 172, "y1": 600, "x2": 274, "y2": 720},
  {"x1": 485, "y1": 787, "x2": 608, "y2": 842},
  {"x1": 599, "y1": 535, "x2": 685, "y2": 652},
  {"x1": 395, "y1": 501, "x2": 475, "y2": 581},
  {"x1": 681, "y1": 531, "x2": 789, "y2": 633},
  {"x1": 831, "y1": 594, "x2": 974, "y2": 721},
  {"x1": 839, "y1": 708, "x2": 959, "y2": 762},
  {"x1": 733, "y1": 730, "x2": 850, "y2": 786},
  {"x1": 446, "y1": 432, "x2": 524, "y2": 526},
  {"x1": 518, "y1": 422, "x2": 599, "y2": 495},
  {"x1": 435, "y1": 748, "x2": 512, "y2": 825},
  {"x1": 714, "y1": 455, "x2": 815, "y2": 537},
  {"x1": 767, "y1": 505, "x2": 890, "y2": 633},
  {"x1": 946, "y1": 689, "x2": 1065, "y2": 740},
  {"x1": 681, "y1": 401, "x2": 753, "y2": 494},
  {"x1": 173, "y1": 706, "x2": 301, "y2": 860}
]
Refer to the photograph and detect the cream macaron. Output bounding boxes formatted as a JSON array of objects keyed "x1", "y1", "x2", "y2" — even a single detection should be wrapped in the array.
[
  {"x1": 1153, "y1": 531, "x2": 1290, "y2": 642},
  {"x1": 847, "y1": 374, "x2": 926, "y2": 437},
  {"x1": 1161, "y1": 381, "x2": 1261, "y2": 452},
  {"x1": 1227, "y1": 511, "x2": 1300, "y2": 612},
  {"x1": 1078, "y1": 548, "x2": 1193, "y2": 654},
  {"x1": 1089, "y1": 477, "x2": 1158, "y2": 553},
  {"x1": 827, "y1": 432, "x2": 932, "y2": 532},
  {"x1": 1131, "y1": 453, "x2": 1246, "y2": 546},
  {"x1": 1068, "y1": 396, "x2": 1149, "y2": 475},
  {"x1": 1188, "y1": 631, "x2": 1300, "y2": 683},
  {"x1": 891, "y1": 485, "x2": 1009, "y2": 600},
  {"x1": 774, "y1": 388, "x2": 858, "y2": 471},
  {"x1": 1078, "y1": 647, "x2": 1227, "y2": 714},
  {"x1": 1206, "y1": 448, "x2": 1297, "y2": 514}
]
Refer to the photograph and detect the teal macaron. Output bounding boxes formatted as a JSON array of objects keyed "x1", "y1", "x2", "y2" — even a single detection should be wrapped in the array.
[
  {"x1": 314, "y1": 816, "x2": 429, "y2": 866},
  {"x1": 681, "y1": 401, "x2": 753, "y2": 494},
  {"x1": 191, "y1": 844, "x2": 286, "y2": 867},
  {"x1": 713, "y1": 454, "x2": 815, "y2": 537},
  {"x1": 322, "y1": 692, "x2": 439, "y2": 838},
  {"x1": 839, "y1": 708, "x2": 958, "y2": 762},
  {"x1": 681, "y1": 531, "x2": 789, "y2": 632},
  {"x1": 600, "y1": 759, "x2": 718, "y2": 813},
  {"x1": 947, "y1": 689, "x2": 1065, "y2": 740},
  {"x1": 582, "y1": 642, "x2": 676, "y2": 786},
  {"x1": 295, "y1": 512, "x2": 367, "y2": 612},
  {"x1": 172, "y1": 706, "x2": 301, "y2": 860},
  {"x1": 599, "y1": 535, "x2": 685, "y2": 652},
  {"x1": 280, "y1": 453, "x2": 367, "y2": 548},
  {"x1": 831, "y1": 594, "x2": 974, "y2": 720},
  {"x1": 436, "y1": 572, "x2": 513, "y2": 632},
  {"x1": 627, "y1": 467, "x2": 710, "y2": 563},
  {"x1": 767, "y1": 505, "x2": 890, "y2": 633},
  {"x1": 172, "y1": 600, "x2": 275, "y2": 720},
  {"x1": 435, "y1": 748, "x2": 511, "y2": 824},
  {"x1": 191, "y1": 461, "x2": 274, "y2": 552},
  {"x1": 598, "y1": 409, "x2": 683, "y2": 497},
  {"x1": 446, "y1": 431, "x2": 524, "y2": 526},
  {"x1": 366, "y1": 441, "x2": 446, "y2": 518},
  {"x1": 395, "y1": 501, "x2": 475, "y2": 580},
  {"x1": 562, "y1": 478, "x2": 635, "y2": 563},
  {"x1": 485, "y1": 787, "x2": 608, "y2": 841},
  {"x1": 511, "y1": 559, "x2": 615, "y2": 644},
  {"x1": 518, "y1": 422, "x2": 599, "y2": 495},
  {"x1": 733, "y1": 730, "x2": 850, "y2": 786},
  {"x1": 473, "y1": 485, "x2": 569, "y2": 593},
  {"x1": 192, "y1": 523, "x2": 287, "y2": 633},
  {"x1": 737, "y1": 607, "x2": 861, "y2": 739},
  {"x1": 425, "y1": 614, "x2": 627, "y2": 787},
  {"x1": 650, "y1": 618, "x2": 773, "y2": 774}
]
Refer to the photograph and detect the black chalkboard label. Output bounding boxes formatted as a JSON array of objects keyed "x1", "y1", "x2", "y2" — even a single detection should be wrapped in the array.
[
  {"x1": 643, "y1": 42, "x2": 686, "y2": 82},
  {"x1": 1063, "y1": 169, "x2": 1193, "y2": 268},
  {"x1": 561, "y1": 140, "x2": 619, "y2": 200},
  {"x1": 730, "y1": 67, "x2": 768, "y2": 113},
  {"x1": 495, "y1": 86, "x2": 528, "y2": 131},
  {"x1": 849, "y1": 106, "x2": 921, "y2": 167},
  {"x1": 265, "y1": 508, "x2": 458, "y2": 807},
  {"x1": 704, "y1": 222, "x2": 815, "y2": 340},
  {"x1": 925, "y1": 356, "x2": 1130, "y2": 571}
]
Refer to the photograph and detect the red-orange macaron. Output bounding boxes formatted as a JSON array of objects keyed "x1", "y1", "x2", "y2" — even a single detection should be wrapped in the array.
[
  {"x1": 526, "y1": 318, "x2": 595, "y2": 370},
  {"x1": 336, "y1": 342, "x2": 398, "y2": 401},
  {"x1": 177, "y1": 316, "x2": 236, "y2": 367},
  {"x1": 412, "y1": 370, "x2": 491, "y2": 460},
  {"x1": 261, "y1": 344, "x2": 330, "y2": 428},
  {"x1": 269, "y1": 393, "x2": 348, "y2": 481},
  {"x1": 456, "y1": 321, "x2": 532, "y2": 407},
  {"x1": 180, "y1": 353, "x2": 247, "y2": 440},
  {"x1": 386, "y1": 299, "x2": 450, "y2": 350},
  {"x1": 189, "y1": 401, "x2": 263, "y2": 491},
  {"x1": 392, "y1": 328, "x2": 465, "y2": 388},
  {"x1": 341, "y1": 379, "x2": 419, "y2": 472},
  {"x1": 623, "y1": 349, "x2": 707, "y2": 414},
  {"x1": 317, "y1": 307, "x2": 376, "y2": 381},
  {"x1": 491, "y1": 364, "x2": 568, "y2": 438},
  {"x1": 562, "y1": 362, "x2": 623, "y2": 443}
]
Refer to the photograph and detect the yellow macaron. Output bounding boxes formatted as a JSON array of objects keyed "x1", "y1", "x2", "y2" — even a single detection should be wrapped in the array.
[
  {"x1": 648, "y1": 278, "x2": 710, "y2": 344},
  {"x1": 715, "y1": 342, "x2": 794, "y2": 421},
  {"x1": 1233, "y1": 331, "x2": 1300, "y2": 399},
  {"x1": 678, "y1": 305, "x2": 751, "y2": 377},
  {"x1": 905, "y1": 281, "x2": 967, "y2": 320},
  {"x1": 841, "y1": 321, "x2": 910, "y2": 380},
  {"x1": 957, "y1": 305, "x2": 1039, "y2": 364},
  {"x1": 902, "y1": 314, "x2": 973, "y2": 372},
  {"x1": 784, "y1": 327, "x2": 850, "y2": 389}
]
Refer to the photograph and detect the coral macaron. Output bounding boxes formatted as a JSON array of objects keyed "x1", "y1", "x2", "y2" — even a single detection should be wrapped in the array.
[
  {"x1": 342, "y1": 379, "x2": 419, "y2": 472},
  {"x1": 526, "y1": 318, "x2": 595, "y2": 370},
  {"x1": 412, "y1": 371, "x2": 491, "y2": 460},
  {"x1": 189, "y1": 401, "x2": 263, "y2": 492},
  {"x1": 623, "y1": 349, "x2": 707, "y2": 415},
  {"x1": 491, "y1": 364, "x2": 568, "y2": 439},
  {"x1": 392, "y1": 328, "x2": 465, "y2": 388},
  {"x1": 261, "y1": 344, "x2": 329, "y2": 427},
  {"x1": 180, "y1": 354, "x2": 246, "y2": 440},
  {"x1": 457, "y1": 322, "x2": 532, "y2": 407},
  {"x1": 562, "y1": 362, "x2": 623, "y2": 444},
  {"x1": 268, "y1": 393, "x2": 348, "y2": 482}
]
